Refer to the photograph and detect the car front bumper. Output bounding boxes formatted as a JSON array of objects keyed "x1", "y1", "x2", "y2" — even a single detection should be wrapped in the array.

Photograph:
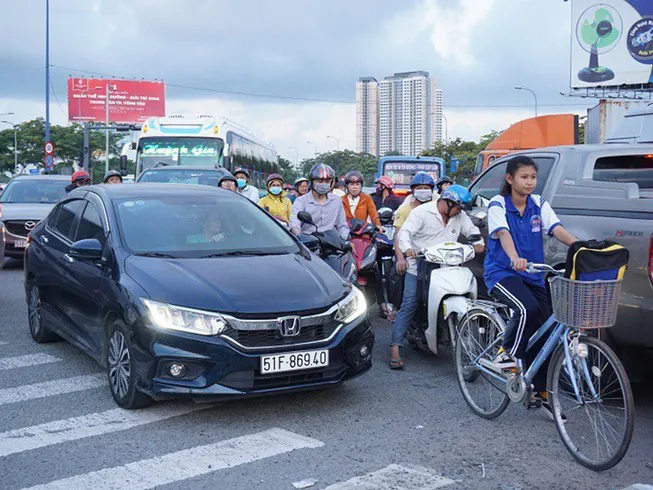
[{"x1": 130, "y1": 314, "x2": 374, "y2": 401}]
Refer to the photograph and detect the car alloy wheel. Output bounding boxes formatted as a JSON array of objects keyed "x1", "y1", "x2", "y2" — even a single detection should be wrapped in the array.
[
  {"x1": 28, "y1": 286, "x2": 42, "y2": 338},
  {"x1": 108, "y1": 330, "x2": 131, "y2": 400}
]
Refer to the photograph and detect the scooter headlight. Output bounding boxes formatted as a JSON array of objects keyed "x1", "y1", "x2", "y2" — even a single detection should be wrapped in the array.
[{"x1": 335, "y1": 287, "x2": 367, "y2": 323}]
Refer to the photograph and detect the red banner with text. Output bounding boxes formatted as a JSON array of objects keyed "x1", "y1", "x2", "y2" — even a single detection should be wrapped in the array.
[{"x1": 67, "y1": 78, "x2": 166, "y2": 123}]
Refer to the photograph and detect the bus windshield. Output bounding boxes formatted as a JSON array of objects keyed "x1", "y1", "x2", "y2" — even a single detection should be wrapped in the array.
[
  {"x1": 137, "y1": 137, "x2": 224, "y2": 170},
  {"x1": 382, "y1": 160, "x2": 443, "y2": 186}
]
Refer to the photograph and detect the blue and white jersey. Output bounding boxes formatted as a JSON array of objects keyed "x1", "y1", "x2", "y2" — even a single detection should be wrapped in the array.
[{"x1": 483, "y1": 194, "x2": 561, "y2": 291}]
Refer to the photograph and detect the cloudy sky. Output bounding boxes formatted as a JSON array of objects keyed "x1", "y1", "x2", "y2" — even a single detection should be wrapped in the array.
[{"x1": 0, "y1": 0, "x2": 594, "y2": 161}]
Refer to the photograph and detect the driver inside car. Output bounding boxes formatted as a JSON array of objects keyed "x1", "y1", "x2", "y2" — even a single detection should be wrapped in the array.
[{"x1": 188, "y1": 209, "x2": 226, "y2": 244}]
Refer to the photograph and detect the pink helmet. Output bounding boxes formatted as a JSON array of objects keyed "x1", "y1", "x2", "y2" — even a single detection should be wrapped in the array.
[{"x1": 376, "y1": 176, "x2": 394, "y2": 189}]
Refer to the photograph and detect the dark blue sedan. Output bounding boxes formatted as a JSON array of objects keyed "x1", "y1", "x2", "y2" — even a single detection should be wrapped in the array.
[{"x1": 24, "y1": 184, "x2": 373, "y2": 408}]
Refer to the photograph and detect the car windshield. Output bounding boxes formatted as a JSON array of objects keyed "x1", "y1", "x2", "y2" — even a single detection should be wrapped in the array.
[
  {"x1": 0, "y1": 179, "x2": 67, "y2": 204},
  {"x1": 137, "y1": 137, "x2": 223, "y2": 169},
  {"x1": 113, "y1": 193, "x2": 299, "y2": 257},
  {"x1": 138, "y1": 169, "x2": 226, "y2": 186},
  {"x1": 383, "y1": 162, "x2": 442, "y2": 186}
]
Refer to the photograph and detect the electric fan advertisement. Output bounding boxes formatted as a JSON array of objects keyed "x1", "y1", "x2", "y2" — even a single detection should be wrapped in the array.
[{"x1": 571, "y1": 0, "x2": 653, "y2": 88}]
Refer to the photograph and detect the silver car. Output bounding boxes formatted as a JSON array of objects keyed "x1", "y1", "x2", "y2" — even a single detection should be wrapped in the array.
[{"x1": 0, "y1": 175, "x2": 69, "y2": 259}]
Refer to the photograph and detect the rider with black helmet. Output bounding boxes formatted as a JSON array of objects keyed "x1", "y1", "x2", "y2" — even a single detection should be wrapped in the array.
[
  {"x1": 218, "y1": 173, "x2": 238, "y2": 192},
  {"x1": 435, "y1": 176, "x2": 454, "y2": 196},
  {"x1": 289, "y1": 163, "x2": 349, "y2": 239},
  {"x1": 103, "y1": 170, "x2": 123, "y2": 184},
  {"x1": 233, "y1": 168, "x2": 260, "y2": 202}
]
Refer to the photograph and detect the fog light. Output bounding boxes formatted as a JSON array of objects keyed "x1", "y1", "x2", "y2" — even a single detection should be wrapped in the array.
[
  {"x1": 360, "y1": 345, "x2": 369, "y2": 358},
  {"x1": 169, "y1": 362, "x2": 187, "y2": 378}
]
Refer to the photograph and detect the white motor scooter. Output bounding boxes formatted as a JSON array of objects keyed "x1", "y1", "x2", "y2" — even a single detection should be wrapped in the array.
[{"x1": 406, "y1": 235, "x2": 482, "y2": 355}]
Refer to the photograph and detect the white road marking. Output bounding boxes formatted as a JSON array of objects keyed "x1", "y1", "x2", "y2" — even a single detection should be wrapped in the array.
[
  {"x1": 0, "y1": 373, "x2": 106, "y2": 406},
  {"x1": 324, "y1": 464, "x2": 456, "y2": 490},
  {"x1": 0, "y1": 341, "x2": 9, "y2": 346},
  {"x1": 0, "y1": 353, "x2": 60, "y2": 371},
  {"x1": 0, "y1": 403, "x2": 207, "y2": 457},
  {"x1": 24, "y1": 428, "x2": 325, "y2": 490}
]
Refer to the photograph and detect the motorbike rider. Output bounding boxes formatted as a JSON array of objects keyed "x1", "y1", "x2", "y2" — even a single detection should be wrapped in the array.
[
  {"x1": 259, "y1": 174, "x2": 292, "y2": 224},
  {"x1": 389, "y1": 185, "x2": 485, "y2": 369},
  {"x1": 65, "y1": 170, "x2": 92, "y2": 193},
  {"x1": 291, "y1": 177, "x2": 310, "y2": 203},
  {"x1": 233, "y1": 168, "x2": 260, "y2": 202},
  {"x1": 218, "y1": 174, "x2": 238, "y2": 192},
  {"x1": 394, "y1": 172, "x2": 436, "y2": 275},
  {"x1": 435, "y1": 176, "x2": 454, "y2": 197},
  {"x1": 372, "y1": 176, "x2": 402, "y2": 212},
  {"x1": 103, "y1": 170, "x2": 123, "y2": 184},
  {"x1": 342, "y1": 170, "x2": 381, "y2": 231},
  {"x1": 289, "y1": 163, "x2": 349, "y2": 239},
  {"x1": 333, "y1": 179, "x2": 346, "y2": 197}
]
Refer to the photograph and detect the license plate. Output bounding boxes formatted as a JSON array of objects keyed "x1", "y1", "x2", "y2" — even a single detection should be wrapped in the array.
[
  {"x1": 260, "y1": 349, "x2": 329, "y2": 374},
  {"x1": 14, "y1": 240, "x2": 27, "y2": 248}
]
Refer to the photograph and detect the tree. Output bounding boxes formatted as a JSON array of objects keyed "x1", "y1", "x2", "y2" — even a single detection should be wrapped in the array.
[
  {"x1": 0, "y1": 118, "x2": 123, "y2": 176},
  {"x1": 299, "y1": 150, "x2": 378, "y2": 184},
  {"x1": 277, "y1": 157, "x2": 296, "y2": 183}
]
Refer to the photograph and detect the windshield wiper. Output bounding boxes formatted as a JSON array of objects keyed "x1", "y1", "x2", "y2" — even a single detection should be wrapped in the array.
[
  {"x1": 198, "y1": 250, "x2": 285, "y2": 258},
  {"x1": 135, "y1": 252, "x2": 179, "y2": 258}
]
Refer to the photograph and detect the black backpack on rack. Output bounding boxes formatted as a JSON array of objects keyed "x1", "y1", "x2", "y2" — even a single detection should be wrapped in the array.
[{"x1": 564, "y1": 240, "x2": 629, "y2": 281}]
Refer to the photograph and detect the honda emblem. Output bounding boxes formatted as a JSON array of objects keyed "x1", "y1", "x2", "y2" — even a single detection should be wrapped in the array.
[{"x1": 277, "y1": 316, "x2": 301, "y2": 337}]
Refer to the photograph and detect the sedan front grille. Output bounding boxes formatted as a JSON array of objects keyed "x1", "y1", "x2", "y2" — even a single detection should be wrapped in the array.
[
  {"x1": 223, "y1": 323, "x2": 340, "y2": 349},
  {"x1": 4, "y1": 220, "x2": 39, "y2": 237}
]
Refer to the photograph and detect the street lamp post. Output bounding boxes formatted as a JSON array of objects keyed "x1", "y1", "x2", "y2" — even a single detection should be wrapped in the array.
[
  {"x1": 0, "y1": 112, "x2": 14, "y2": 117},
  {"x1": 306, "y1": 141, "x2": 318, "y2": 156},
  {"x1": 514, "y1": 86, "x2": 538, "y2": 117},
  {"x1": 287, "y1": 147, "x2": 299, "y2": 169},
  {"x1": 441, "y1": 114, "x2": 448, "y2": 146},
  {"x1": 0, "y1": 121, "x2": 17, "y2": 174},
  {"x1": 326, "y1": 135, "x2": 340, "y2": 151}
]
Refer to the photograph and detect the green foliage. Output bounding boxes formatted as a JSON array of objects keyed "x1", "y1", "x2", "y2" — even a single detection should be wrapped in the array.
[
  {"x1": 277, "y1": 157, "x2": 296, "y2": 183},
  {"x1": 0, "y1": 118, "x2": 123, "y2": 174},
  {"x1": 299, "y1": 150, "x2": 378, "y2": 184}
]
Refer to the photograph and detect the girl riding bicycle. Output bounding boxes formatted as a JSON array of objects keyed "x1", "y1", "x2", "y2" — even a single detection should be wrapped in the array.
[{"x1": 484, "y1": 156, "x2": 578, "y2": 411}]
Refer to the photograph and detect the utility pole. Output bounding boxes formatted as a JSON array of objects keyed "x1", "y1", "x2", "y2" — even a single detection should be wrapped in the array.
[{"x1": 45, "y1": 0, "x2": 50, "y2": 167}]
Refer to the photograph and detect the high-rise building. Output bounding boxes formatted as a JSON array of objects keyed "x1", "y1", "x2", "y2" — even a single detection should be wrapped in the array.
[
  {"x1": 435, "y1": 89, "x2": 444, "y2": 143},
  {"x1": 377, "y1": 71, "x2": 440, "y2": 157},
  {"x1": 355, "y1": 77, "x2": 379, "y2": 157}
]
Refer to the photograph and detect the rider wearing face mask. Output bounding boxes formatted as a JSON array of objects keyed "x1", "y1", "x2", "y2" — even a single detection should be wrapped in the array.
[
  {"x1": 341, "y1": 170, "x2": 381, "y2": 231},
  {"x1": 389, "y1": 185, "x2": 485, "y2": 369},
  {"x1": 289, "y1": 163, "x2": 349, "y2": 239},
  {"x1": 233, "y1": 168, "x2": 260, "y2": 202},
  {"x1": 259, "y1": 174, "x2": 292, "y2": 224}
]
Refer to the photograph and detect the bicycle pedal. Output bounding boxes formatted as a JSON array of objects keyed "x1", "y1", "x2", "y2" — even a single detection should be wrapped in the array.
[{"x1": 525, "y1": 398, "x2": 542, "y2": 410}]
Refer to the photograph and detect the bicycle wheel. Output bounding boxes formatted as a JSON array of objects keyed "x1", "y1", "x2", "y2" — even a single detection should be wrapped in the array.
[
  {"x1": 455, "y1": 308, "x2": 509, "y2": 419},
  {"x1": 547, "y1": 335, "x2": 634, "y2": 471}
]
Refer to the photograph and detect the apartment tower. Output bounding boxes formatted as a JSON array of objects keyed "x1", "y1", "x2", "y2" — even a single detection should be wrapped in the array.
[{"x1": 355, "y1": 77, "x2": 380, "y2": 157}]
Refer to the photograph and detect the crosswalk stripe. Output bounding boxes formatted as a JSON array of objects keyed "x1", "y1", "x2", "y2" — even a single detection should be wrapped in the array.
[
  {"x1": 324, "y1": 464, "x2": 456, "y2": 490},
  {"x1": 24, "y1": 428, "x2": 325, "y2": 490},
  {"x1": 0, "y1": 403, "x2": 207, "y2": 457},
  {"x1": 0, "y1": 353, "x2": 61, "y2": 371},
  {"x1": 0, "y1": 341, "x2": 9, "y2": 346},
  {"x1": 0, "y1": 373, "x2": 106, "y2": 406}
]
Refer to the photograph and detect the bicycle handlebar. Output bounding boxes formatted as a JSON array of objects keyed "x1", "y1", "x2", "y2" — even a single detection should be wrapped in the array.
[{"x1": 525, "y1": 263, "x2": 564, "y2": 275}]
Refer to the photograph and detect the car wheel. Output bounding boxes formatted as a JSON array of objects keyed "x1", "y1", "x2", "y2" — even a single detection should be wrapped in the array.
[
  {"x1": 106, "y1": 322, "x2": 152, "y2": 409},
  {"x1": 28, "y1": 284, "x2": 59, "y2": 343}
]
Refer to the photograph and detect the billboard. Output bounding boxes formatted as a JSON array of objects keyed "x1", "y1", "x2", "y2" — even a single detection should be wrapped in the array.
[
  {"x1": 67, "y1": 78, "x2": 165, "y2": 123},
  {"x1": 571, "y1": 0, "x2": 653, "y2": 89}
]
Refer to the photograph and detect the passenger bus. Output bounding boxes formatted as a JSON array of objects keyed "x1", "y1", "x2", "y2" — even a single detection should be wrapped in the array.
[
  {"x1": 134, "y1": 116, "x2": 279, "y2": 188},
  {"x1": 375, "y1": 155, "x2": 446, "y2": 197}
]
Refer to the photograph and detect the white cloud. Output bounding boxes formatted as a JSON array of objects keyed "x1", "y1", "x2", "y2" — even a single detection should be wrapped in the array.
[{"x1": 421, "y1": 0, "x2": 496, "y2": 66}]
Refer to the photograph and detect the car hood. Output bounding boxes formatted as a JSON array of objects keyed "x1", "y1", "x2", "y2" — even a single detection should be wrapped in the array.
[
  {"x1": 0, "y1": 203, "x2": 56, "y2": 221},
  {"x1": 125, "y1": 252, "x2": 349, "y2": 315}
]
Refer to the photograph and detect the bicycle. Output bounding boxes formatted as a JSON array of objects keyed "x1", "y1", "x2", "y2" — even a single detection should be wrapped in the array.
[{"x1": 454, "y1": 263, "x2": 634, "y2": 471}]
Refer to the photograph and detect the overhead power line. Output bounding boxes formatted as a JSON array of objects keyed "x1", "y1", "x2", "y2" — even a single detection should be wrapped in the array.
[{"x1": 49, "y1": 64, "x2": 593, "y2": 109}]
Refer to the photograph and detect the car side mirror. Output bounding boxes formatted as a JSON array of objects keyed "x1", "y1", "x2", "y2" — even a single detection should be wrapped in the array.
[
  {"x1": 120, "y1": 155, "x2": 128, "y2": 176},
  {"x1": 69, "y1": 238, "x2": 103, "y2": 261},
  {"x1": 297, "y1": 211, "x2": 314, "y2": 225},
  {"x1": 298, "y1": 234, "x2": 320, "y2": 252}
]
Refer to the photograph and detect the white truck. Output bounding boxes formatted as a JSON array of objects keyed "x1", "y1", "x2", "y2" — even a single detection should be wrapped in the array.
[{"x1": 585, "y1": 99, "x2": 650, "y2": 144}]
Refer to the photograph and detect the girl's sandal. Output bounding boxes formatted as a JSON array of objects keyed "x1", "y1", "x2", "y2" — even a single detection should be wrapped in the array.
[{"x1": 389, "y1": 358, "x2": 405, "y2": 370}]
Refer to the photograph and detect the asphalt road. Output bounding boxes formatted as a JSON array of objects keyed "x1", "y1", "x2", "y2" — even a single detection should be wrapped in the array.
[{"x1": 0, "y1": 258, "x2": 652, "y2": 490}]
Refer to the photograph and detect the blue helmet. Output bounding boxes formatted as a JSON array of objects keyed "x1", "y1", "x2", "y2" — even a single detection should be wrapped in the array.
[
  {"x1": 409, "y1": 171, "x2": 435, "y2": 188},
  {"x1": 441, "y1": 184, "x2": 472, "y2": 207}
]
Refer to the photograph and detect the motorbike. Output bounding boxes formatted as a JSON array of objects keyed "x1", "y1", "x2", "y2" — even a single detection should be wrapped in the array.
[
  {"x1": 348, "y1": 218, "x2": 377, "y2": 303},
  {"x1": 297, "y1": 211, "x2": 357, "y2": 283},
  {"x1": 375, "y1": 207, "x2": 397, "y2": 319},
  {"x1": 406, "y1": 235, "x2": 483, "y2": 355}
]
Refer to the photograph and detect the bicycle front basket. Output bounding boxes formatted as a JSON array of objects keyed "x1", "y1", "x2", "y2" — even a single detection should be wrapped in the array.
[{"x1": 548, "y1": 276, "x2": 622, "y2": 329}]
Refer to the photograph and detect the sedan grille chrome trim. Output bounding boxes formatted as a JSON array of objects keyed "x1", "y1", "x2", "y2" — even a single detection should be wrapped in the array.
[
  {"x1": 220, "y1": 323, "x2": 344, "y2": 352},
  {"x1": 221, "y1": 303, "x2": 339, "y2": 332}
]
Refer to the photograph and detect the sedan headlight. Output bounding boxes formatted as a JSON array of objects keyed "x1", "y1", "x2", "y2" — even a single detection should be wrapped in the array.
[
  {"x1": 143, "y1": 299, "x2": 228, "y2": 336},
  {"x1": 335, "y1": 287, "x2": 367, "y2": 324}
]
